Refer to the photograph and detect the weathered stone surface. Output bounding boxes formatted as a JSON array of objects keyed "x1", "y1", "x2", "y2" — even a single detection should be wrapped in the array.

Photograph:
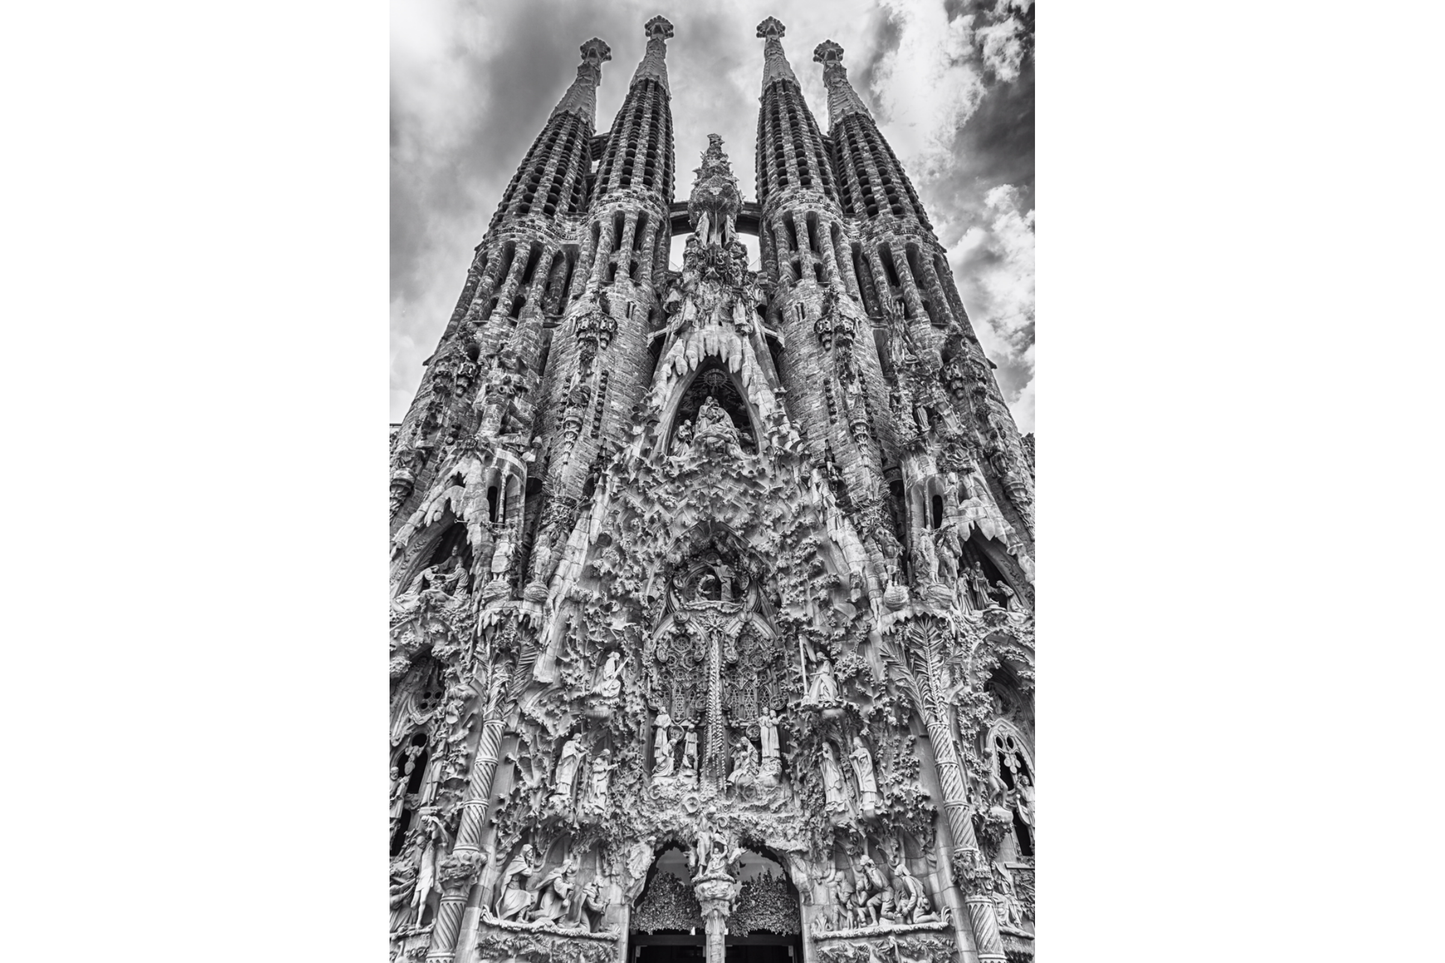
[{"x1": 390, "y1": 20, "x2": 1034, "y2": 963}]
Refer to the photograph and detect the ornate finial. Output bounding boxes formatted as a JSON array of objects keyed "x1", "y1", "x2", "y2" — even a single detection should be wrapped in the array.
[
  {"x1": 580, "y1": 38, "x2": 612, "y2": 67},
  {"x1": 553, "y1": 39, "x2": 610, "y2": 121},
  {"x1": 631, "y1": 17, "x2": 673, "y2": 93},
  {"x1": 813, "y1": 40, "x2": 843, "y2": 66},
  {"x1": 815, "y1": 38, "x2": 870, "y2": 124},
  {"x1": 757, "y1": 18, "x2": 796, "y2": 88},
  {"x1": 756, "y1": 17, "x2": 786, "y2": 41}
]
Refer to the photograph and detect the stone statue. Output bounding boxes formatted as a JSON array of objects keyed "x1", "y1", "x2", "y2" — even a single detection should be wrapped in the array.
[
  {"x1": 850, "y1": 736, "x2": 879, "y2": 816},
  {"x1": 821, "y1": 741, "x2": 849, "y2": 814},
  {"x1": 890, "y1": 856, "x2": 939, "y2": 924},
  {"x1": 389, "y1": 765, "x2": 406, "y2": 830},
  {"x1": 680, "y1": 722, "x2": 699, "y2": 778},
  {"x1": 996, "y1": 580, "x2": 1023, "y2": 613},
  {"x1": 652, "y1": 709, "x2": 676, "y2": 778},
  {"x1": 854, "y1": 853, "x2": 890, "y2": 925},
  {"x1": 967, "y1": 561, "x2": 992, "y2": 611},
  {"x1": 409, "y1": 813, "x2": 450, "y2": 923},
  {"x1": 579, "y1": 878, "x2": 608, "y2": 932},
  {"x1": 530, "y1": 856, "x2": 579, "y2": 923},
  {"x1": 593, "y1": 650, "x2": 624, "y2": 699},
  {"x1": 624, "y1": 836, "x2": 657, "y2": 903},
  {"x1": 549, "y1": 735, "x2": 585, "y2": 810},
  {"x1": 727, "y1": 737, "x2": 760, "y2": 790},
  {"x1": 1015, "y1": 772, "x2": 1035, "y2": 828},
  {"x1": 756, "y1": 708, "x2": 781, "y2": 785},
  {"x1": 495, "y1": 844, "x2": 542, "y2": 921},
  {"x1": 806, "y1": 650, "x2": 839, "y2": 704},
  {"x1": 934, "y1": 525, "x2": 962, "y2": 585},
  {"x1": 582, "y1": 749, "x2": 618, "y2": 815}
]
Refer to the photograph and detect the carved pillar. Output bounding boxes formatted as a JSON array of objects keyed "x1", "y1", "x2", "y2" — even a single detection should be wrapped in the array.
[
  {"x1": 963, "y1": 886, "x2": 1007, "y2": 963},
  {"x1": 693, "y1": 874, "x2": 736, "y2": 963},
  {"x1": 427, "y1": 851, "x2": 486, "y2": 963},
  {"x1": 427, "y1": 662, "x2": 514, "y2": 963}
]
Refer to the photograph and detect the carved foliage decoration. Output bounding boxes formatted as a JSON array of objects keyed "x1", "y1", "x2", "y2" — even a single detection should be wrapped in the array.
[
  {"x1": 631, "y1": 872, "x2": 703, "y2": 934},
  {"x1": 729, "y1": 871, "x2": 800, "y2": 936}
]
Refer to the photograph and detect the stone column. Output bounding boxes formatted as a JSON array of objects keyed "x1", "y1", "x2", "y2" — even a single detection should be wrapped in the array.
[
  {"x1": 962, "y1": 882, "x2": 1007, "y2": 963},
  {"x1": 692, "y1": 873, "x2": 737, "y2": 963},
  {"x1": 427, "y1": 851, "x2": 486, "y2": 963},
  {"x1": 427, "y1": 663, "x2": 514, "y2": 963}
]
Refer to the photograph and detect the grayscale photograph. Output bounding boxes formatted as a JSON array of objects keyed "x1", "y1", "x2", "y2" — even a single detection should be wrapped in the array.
[{"x1": 391, "y1": 3, "x2": 1034, "y2": 961}]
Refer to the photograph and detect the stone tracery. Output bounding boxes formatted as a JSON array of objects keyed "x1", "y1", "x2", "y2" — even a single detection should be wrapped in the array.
[{"x1": 389, "y1": 17, "x2": 1035, "y2": 963}]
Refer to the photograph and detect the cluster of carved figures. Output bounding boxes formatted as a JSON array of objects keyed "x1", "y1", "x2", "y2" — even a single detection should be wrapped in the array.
[{"x1": 390, "y1": 19, "x2": 1034, "y2": 963}]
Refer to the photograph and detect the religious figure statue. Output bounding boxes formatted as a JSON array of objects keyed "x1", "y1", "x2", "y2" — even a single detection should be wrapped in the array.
[
  {"x1": 934, "y1": 525, "x2": 962, "y2": 585},
  {"x1": 582, "y1": 750, "x2": 618, "y2": 816},
  {"x1": 727, "y1": 737, "x2": 760, "y2": 791},
  {"x1": 967, "y1": 561, "x2": 993, "y2": 611},
  {"x1": 389, "y1": 766, "x2": 406, "y2": 832},
  {"x1": 850, "y1": 736, "x2": 880, "y2": 816},
  {"x1": 996, "y1": 580, "x2": 1024, "y2": 613},
  {"x1": 805, "y1": 649, "x2": 840, "y2": 704},
  {"x1": 756, "y1": 708, "x2": 782, "y2": 786},
  {"x1": 495, "y1": 844, "x2": 542, "y2": 921},
  {"x1": 592, "y1": 651, "x2": 624, "y2": 699},
  {"x1": 408, "y1": 813, "x2": 450, "y2": 924},
  {"x1": 1015, "y1": 772, "x2": 1035, "y2": 829},
  {"x1": 680, "y1": 722, "x2": 699, "y2": 779},
  {"x1": 912, "y1": 528, "x2": 939, "y2": 583},
  {"x1": 981, "y1": 742, "x2": 1009, "y2": 808},
  {"x1": 890, "y1": 856, "x2": 940, "y2": 924},
  {"x1": 990, "y1": 866, "x2": 1028, "y2": 931},
  {"x1": 578, "y1": 878, "x2": 608, "y2": 932},
  {"x1": 821, "y1": 741, "x2": 849, "y2": 814},
  {"x1": 549, "y1": 735, "x2": 585, "y2": 810},
  {"x1": 854, "y1": 853, "x2": 891, "y2": 926},
  {"x1": 530, "y1": 856, "x2": 579, "y2": 923},
  {"x1": 652, "y1": 709, "x2": 676, "y2": 778},
  {"x1": 623, "y1": 836, "x2": 657, "y2": 903},
  {"x1": 418, "y1": 748, "x2": 444, "y2": 807}
]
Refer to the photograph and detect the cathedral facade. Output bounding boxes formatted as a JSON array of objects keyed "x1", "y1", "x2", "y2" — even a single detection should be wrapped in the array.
[{"x1": 390, "y1": 17, "x2": 1035, "y2": 963}]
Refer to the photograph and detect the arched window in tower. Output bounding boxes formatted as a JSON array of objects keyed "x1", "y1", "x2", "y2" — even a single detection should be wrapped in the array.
[
  {"x1": 486, "y1": 484, "x2": 500, "y2": 524},
  {"x1": 931, "y1": 493, "x2": 945, "y2": 529},
  {"x1": 879, "y1": 244, "x2": 901, "y2": 289}
]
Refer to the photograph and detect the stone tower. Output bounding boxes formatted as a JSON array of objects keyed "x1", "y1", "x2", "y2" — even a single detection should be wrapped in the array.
[{"x1": 390, "y1": 17, "x2": 1035, "y2": 963}]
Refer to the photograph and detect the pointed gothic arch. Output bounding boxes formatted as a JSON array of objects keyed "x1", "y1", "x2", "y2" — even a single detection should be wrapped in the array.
[{"x1": 658, "y1": 359, "x2": 762, "y2": 454}]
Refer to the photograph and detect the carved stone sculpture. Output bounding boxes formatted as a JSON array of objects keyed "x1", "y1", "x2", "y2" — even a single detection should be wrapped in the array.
[
  {"x1": 495, "y1": 844, "x2": 542, "y2": 922},
  {"x1": 850, "y1": 736, "x2": 880, "y2": 817},
  {"x1": 391, "y1": 20, "x2": 1037, "y2": 963}
]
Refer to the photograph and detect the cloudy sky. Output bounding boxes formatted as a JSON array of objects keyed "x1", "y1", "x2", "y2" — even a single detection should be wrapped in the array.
[{"x1": 392, "y1": 0, "x2": 1035, "y2": 431}]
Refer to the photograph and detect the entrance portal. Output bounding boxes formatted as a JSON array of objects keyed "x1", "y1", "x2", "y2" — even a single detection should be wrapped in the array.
[
  {"x1": 629, "y1": 848, "x2": 802, "y2": 963},
  {"x1": 634, "y1": 935, "x2": 797, "y2": 963}
]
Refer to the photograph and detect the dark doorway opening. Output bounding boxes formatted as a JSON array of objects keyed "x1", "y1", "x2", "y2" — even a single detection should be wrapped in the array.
[{"x1": 633, "y1": 936, "x2": 798, "y2": 963}]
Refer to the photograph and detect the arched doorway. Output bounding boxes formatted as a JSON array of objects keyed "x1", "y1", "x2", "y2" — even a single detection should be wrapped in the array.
[{"x1": 629, "y1": 846, "x2": 802, "y2": 963}]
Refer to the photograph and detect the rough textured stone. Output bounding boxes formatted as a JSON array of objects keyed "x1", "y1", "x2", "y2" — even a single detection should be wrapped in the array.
[{"x1": 389, "y1": 20, "x2": 1034, "y2": 963}]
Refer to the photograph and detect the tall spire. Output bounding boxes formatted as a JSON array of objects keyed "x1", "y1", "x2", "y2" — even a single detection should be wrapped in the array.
[
  {"x1": 756, "y1": 17, "x2": 799, "y2": 89},
  {"x1": 631, "y1": 16, "x2": 673, "y2": 95},
  {"x1": 813, "y1": 40, "x2": 871, "y2": 126},
  {"x1": 550, "y1": 37, "x2": 612, "y2": 124}
]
